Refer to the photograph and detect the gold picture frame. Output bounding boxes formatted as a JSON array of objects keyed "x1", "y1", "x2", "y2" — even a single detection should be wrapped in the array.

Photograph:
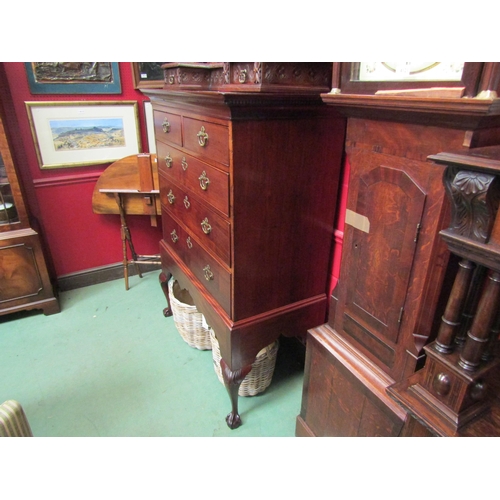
[{"x1": 26, "y1": 101, "x2": 142, "y2": 169}]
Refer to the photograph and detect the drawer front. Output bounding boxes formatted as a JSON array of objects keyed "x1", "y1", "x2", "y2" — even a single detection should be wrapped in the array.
[
  {"x1": 162, "y1": 213, "x2": 231, "y2": 315},
  {"x1": 182, "y1": 116, "x2": 229, "y2": 166},
  {"x1": 159, "y1": 174, "x2": 231, "y2": 266},
  {"x1": 157, "y1": 142, "x2": 230, "y2": 217},
  {"x1": 154, "y1": 110, "x2": 182, "y2": 146}
]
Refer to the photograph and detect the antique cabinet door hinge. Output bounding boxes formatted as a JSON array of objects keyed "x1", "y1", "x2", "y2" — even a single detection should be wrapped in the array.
[
  {"x1": 414, "y1": 222, "x2": 422, "y2": 243},
  {"x1": 398, "y1": 307, "x2": 404, "y2": 324}
]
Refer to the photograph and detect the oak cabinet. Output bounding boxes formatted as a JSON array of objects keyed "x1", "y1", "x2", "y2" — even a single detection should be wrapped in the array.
[
  {"x1": 332, "y1": 117, "x2": 460, "y2": 382},
  {"x1": 297, "y1": 66, "x2": 500, "y2": 436}
]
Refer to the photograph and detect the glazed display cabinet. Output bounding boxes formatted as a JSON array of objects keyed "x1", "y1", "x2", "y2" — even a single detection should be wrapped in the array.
[{"x1": 0, "y1": 66, "x2": 59, "y2": 316}]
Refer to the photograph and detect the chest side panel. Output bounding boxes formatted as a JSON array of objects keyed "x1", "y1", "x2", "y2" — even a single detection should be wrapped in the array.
[{"x1": 231, "y1": 112, "x2": 346, "y2": 320}]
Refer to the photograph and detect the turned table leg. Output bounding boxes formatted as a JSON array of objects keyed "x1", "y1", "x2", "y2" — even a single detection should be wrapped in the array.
[
  {"x1": 220, "y1": 358, "x2": 252, "y2": 429},
  {"x1": 159, "y1": 271, "x2": 173, "y2": 317},
  {"x1": 114, "y1": 192, "x2": 142, "y2": 291}
]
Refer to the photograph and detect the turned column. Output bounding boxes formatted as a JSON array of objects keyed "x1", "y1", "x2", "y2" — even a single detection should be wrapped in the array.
[
  {"x1": 388, "y1": 147, "x2": 500, "y2": 435},
  {"x1": 456, "y1": 265, "x2": 488, "y2": 345},
  {"x1": 435, "y1": 259, "x2": 476, "y2": 353},
  {"x1": 435, "y1": 166, "x2": 500, "y2": 354},
  {"x1": 459, "y1": 271, "x2": 500, "y2": 370},
  {"x1": 483, "y1": 310, "x2": 500, "y2": 361},
  {"x1": 439, "y1": 165, "x2": 500, "y2": 372}
]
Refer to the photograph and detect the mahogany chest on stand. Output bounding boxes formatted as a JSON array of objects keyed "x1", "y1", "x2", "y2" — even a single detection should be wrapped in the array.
[{"x1": 143, "y1": 62, "x2": 346, "y2": 428}]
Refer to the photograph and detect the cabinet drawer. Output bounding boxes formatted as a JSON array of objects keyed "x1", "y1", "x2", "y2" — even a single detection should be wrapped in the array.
[
  {"x1": 157, "y1": 142, "x2": 230, "y2": 216},
  {"x1": 182, "y1": 116, "x2": 229, "y2": 166},
  {"x1": 159, "y1": 175, "x2": 231, "y2": 266},
  {"x1": 154, "y1": 110, "x2": 182, "y2": 146},
  {"x1": 162, "y1": 215, "x2": 231, "y2": 315}
]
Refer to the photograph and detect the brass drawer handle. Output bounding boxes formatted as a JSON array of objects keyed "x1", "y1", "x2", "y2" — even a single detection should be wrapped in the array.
[
  {"x1": 168, "y1": 75, "x2": 175, "y2": 85},
  {"x1": 170, "y1": 229, "x2": 178, "y2": 243},
  {"x1": 201, "y1": 217, "x2": 212, "y2": 234},
  {"x1": 181, "y1": 157, "x2": 188, "y2": 170},
  {"x1": 186, "y1": 237, "x2": 193, "y2": 249},
  {"x1": 203, "y1": 265, "x2": 214, "y2": 281},
  {"x1": 238, "y1": 69, "x2": 247, "y2": 83},
  {"x1": 165, "y1": 153, "x2": 173, "y2": 168},
  {"x1": 197, "y1": 126, "x2": 209, "y2": 147},
  {"x1": 167, "y1": 189, "x2": 175, "y2": 204},
  {"x1": 198, "y1": 171, "x2": 210, "y2": 191},
  {"x1": 184, "y1": 196, "x2": 191, "y2": 209},
  {"x1": 162, "y1": 118, "x2": 170, "y2": 133}
]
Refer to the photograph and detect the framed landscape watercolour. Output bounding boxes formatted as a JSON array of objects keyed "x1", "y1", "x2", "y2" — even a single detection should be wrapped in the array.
[
  {"x1": 26, "y1": 101, "x2": 141, "y2": 169},
  {"x1": 25, "y1": 62, "x2": 122, "y2": 94}
]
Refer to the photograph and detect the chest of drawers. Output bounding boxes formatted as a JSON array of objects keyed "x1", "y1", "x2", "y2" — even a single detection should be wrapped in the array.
[{"x1": 145, "y1": 88, "x2": 346, "y2": 428}]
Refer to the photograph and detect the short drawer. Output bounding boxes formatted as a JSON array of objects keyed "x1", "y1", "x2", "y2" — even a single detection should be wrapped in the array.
[
  {"x1": 159, "y1": 175, "x2": 231, "y2": 266},
  {"x1": 161, "y1": 215, "x2": 231, "y2": 316},
  {"x1": 154, "y1": 110, "x2": 182, "y2": 146},
  {"x1": 182, "y1": 116, "x2": 229, "y2": 167},
  {"x1": 157, "y1": 142, "x2": 230, "y2": 216}
]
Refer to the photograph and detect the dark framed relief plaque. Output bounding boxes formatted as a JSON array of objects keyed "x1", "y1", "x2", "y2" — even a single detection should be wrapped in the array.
[{"x1": 25, "y1": 62, "x2": 122, "y2": 94}]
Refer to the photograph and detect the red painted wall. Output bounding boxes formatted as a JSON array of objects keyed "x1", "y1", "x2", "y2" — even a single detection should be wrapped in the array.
[
  {"x1": 2, "y1": 62, "x2": 162, "y2": 277},
  {"x1": 3, "y1": 61, "x2": 349, "y2": 292}
]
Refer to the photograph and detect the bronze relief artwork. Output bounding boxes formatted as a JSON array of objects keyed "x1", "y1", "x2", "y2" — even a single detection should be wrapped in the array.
[
  {"x1": 25, "y1": 62, "x2": 122, "y2": 94},
  {"x1": 31, "y1": 62, "x2": 114, "y2": 83}
]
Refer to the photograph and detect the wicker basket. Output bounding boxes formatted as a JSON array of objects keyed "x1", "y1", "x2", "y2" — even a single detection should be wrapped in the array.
[
  {"x1": 168, "y1": 279, "x2": 212, "y2": 350},
  {"x1": 210, "y1": 328, "x2": 279, "y2": 396}
]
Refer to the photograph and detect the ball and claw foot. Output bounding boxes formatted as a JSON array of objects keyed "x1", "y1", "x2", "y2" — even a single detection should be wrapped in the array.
[
  {"x1": 163, "y1": 307, "x2": 173, "y2": 317},
  {"x1": 226, "y1": 412, "x2": 242, "y2": 429}
]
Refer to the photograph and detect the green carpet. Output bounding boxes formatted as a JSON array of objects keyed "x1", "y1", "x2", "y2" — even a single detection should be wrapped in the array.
[
  {"x1": 0, "y1": 270, "x2": 306, "y2": 437},
  {"x1": 1, "y1": 271, "x2": 480, "y2": 500}
]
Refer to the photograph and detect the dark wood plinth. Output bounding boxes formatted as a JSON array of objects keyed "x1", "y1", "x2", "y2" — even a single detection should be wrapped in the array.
[
  {"x1": 388, "y1": 356, "x2": 500, "y2": 437},
  {"x1": 297, "y1": 324, "x2": 407, "y2": 437}
]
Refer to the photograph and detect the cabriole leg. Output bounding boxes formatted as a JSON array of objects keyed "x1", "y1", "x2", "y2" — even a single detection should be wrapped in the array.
[
  {"x1": 159, "y1": 271, "x2": 173, "y2": 317},
  {"x1": 220, "y1": 359, "x2": 252, "y2": 429}
]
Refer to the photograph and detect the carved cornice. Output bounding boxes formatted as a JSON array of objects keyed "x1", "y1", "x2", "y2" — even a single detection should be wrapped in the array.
[
  {"x1": 163, "y1": 65, "x2": 212, "y2": 88},
  {"x1": 154, "y1": 63, "x2": 333, "y2": 93}
]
